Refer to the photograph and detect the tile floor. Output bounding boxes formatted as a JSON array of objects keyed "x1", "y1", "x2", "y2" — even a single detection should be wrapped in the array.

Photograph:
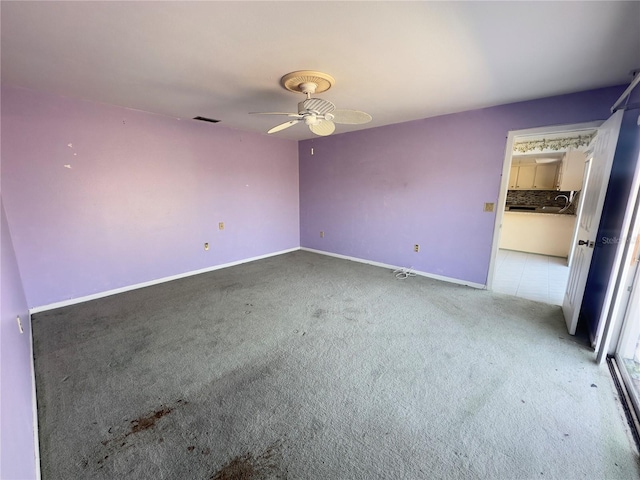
[{"x1": 492, "y1": 249, "x2": 570, "y2": 306}]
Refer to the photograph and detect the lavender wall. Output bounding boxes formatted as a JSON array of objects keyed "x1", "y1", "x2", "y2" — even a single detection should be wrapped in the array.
[
  {"x1": 1, "y1": 86, "x2": 300, "y2": 308},
  {"x1": 1, "y1": 199, "x2": 37, "y2": 479},
  {"x1": 299, "y1": 86, "x2": 624, "y2": 285}
]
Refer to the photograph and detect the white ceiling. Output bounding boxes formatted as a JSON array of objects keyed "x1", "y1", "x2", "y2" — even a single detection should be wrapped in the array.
[{"x1": 2, "y1": 1, "x2": 638, "y2": 141}]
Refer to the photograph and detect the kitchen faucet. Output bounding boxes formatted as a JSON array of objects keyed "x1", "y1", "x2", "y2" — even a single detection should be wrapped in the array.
[{"x1": 555, "y1": 194, "x2": 569, "y2": 207}]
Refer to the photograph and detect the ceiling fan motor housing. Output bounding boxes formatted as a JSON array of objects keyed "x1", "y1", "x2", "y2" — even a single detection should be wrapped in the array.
[{"x1": 299, "y1": 98, "x2": 335, "y2": 115}]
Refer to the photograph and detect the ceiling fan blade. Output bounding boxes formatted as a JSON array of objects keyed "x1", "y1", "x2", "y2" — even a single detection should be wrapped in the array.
[
  {"x1": 302, "y1": 98, "x2": 335, "y2": 115},
  {"x1": 267, "y1": 119, "x2": 301, "y2": 134},
  {"x1": 331, "y1": 109, "x2": 372, "y2": 125},
  {"x1": 309, "y1": 120, "x2": 335, "y2": 136},
  {"x1": 250, "y1": 112, "x2": 302, "y2": 117}
]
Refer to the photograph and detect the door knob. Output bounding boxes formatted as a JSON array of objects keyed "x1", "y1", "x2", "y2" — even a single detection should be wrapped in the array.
[{"x1": 578, "y1": 239, "x2": 594, "y2": 248}]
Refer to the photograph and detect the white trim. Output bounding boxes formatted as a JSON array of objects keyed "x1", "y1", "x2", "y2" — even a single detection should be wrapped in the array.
[
  {"x1": 28, "y1": 248, "x2": 300, "y2": 314},
  {"x1": 29, "y1": 312, "x2": 42, "y2": 480},
  {"x1": 301, "y1": 247, "x2": 486, "y2": 289},
  {"x1": 596, "y1": 146, "x2": 640, "y2": 362},
  {"x1": 486, "y1": 133, "x2": 516, "y2": 291},
  {"x1": 487, "y1": 121, "x2": 603, "y2": 291}
]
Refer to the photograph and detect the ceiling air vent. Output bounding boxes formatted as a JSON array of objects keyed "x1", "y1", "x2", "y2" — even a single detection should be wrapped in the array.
[{"x1": 193, "y1": 116, "x2": 220, "y2": 123}]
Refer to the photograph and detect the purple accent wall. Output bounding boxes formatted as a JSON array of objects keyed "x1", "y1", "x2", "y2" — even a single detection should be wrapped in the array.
[
  {"x1": 1, "y1": 86, "x2": 300, "y2": 308},
  {"x1": 299, "y1": 86, "x2": 624, "y2": 285},
  {"x1": 1, "y1": 199, "x2": 37, "y2": 479}
]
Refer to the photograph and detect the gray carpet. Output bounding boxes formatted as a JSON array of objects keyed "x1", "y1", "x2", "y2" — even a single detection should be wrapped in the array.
[{"x1": 32, "y1": 251, "x2": 639, "y2": 479}]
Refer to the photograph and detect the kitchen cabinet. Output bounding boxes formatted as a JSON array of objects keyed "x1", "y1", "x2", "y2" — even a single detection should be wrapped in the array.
[
  {"x1": 510, "y1": 163, "x2": 558, "y2": 190},
  {"x1": 557, "y1": 149, "x2": 586, "y2": 191},
  {"x1": 534, "y1": 164, "x2": 558, "y2": 189},
  {"x1": 516, "y1": 165, "x2": 536, "y2": 189}
]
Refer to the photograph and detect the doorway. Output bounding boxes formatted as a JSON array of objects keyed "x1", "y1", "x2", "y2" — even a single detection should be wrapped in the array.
[{"x1": 488, "y1": 123, "x2": 601, "y2": 307}]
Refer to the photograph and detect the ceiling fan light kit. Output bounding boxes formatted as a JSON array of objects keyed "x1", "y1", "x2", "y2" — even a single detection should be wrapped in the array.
[{"x1": 251, "y1": 70, "x2": 371, "y2": 137}]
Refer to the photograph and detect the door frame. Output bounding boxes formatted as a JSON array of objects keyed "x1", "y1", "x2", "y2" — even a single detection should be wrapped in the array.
[
  {"x1": 486, "y1": 121, "x2": 603, "y2": 291},
  {"x1": 595, "y1": 147, "x2": 640, "y2": 362}
]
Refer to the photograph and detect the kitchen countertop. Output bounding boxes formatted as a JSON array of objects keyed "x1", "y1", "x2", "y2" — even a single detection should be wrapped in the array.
[{"x1": 504, "y1": 210, "x2": 576, "y2": 217}]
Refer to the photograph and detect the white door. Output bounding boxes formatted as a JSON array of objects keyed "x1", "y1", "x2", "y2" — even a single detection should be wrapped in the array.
[{"x1": 562, "y1": 110, "x2": 623, "y2": 334}]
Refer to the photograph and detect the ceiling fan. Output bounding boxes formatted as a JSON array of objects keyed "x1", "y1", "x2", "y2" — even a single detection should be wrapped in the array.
[{"x1": 251, "y1": 70, "x2": 372, "y2": 136}]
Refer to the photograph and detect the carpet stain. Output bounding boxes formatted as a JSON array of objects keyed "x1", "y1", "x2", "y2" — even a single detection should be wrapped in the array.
[
  {"x1": 130, "y1": 406, "x2": 174, "y2": 434},
  {"x1": 93, "y1": 398, "x2": 190, "y2": 472},
  {"x1": 210, "y1": 441, "x2": 285, "y2": 480},
  {"x1": 99, "y1": 399, "x2": 188, "y2": 449},
  {"x1": 211, "y1": 455, "x2": 256, "y2": 480}
]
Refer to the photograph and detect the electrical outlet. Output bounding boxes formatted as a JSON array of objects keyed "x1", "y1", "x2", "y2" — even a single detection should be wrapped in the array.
[
  {"x1": 414, "y1": 244, "x2": 420, "y2": 252},
  {"x1": 484, "y1": 202, "x2": 495, "y2": 212},
  {"x1": 219, "y1": 222, "x2": 224, "y2": 230},
  {"x1": 320, "y1": 231, "x2": 324, "y2": 238},
  {"x1": 204, "y1": 243, "x2": 209, "y2": 251}
]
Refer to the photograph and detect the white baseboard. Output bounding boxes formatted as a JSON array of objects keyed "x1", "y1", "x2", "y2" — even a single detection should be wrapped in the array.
[
  {"x1": 300, "y1": 247, "x2": 486, "y2": 289},
  {"x1": 29, "y1": 246, "x2": 486, "y2": 314},
  {"x1": 29, "y1": 247, "x2": 300, "y2": 314}
]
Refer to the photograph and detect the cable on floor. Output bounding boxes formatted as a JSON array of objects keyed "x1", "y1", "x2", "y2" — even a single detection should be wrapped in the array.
[{"x1": 393, "y1": 267, "x2": 416, "y2": 279}]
